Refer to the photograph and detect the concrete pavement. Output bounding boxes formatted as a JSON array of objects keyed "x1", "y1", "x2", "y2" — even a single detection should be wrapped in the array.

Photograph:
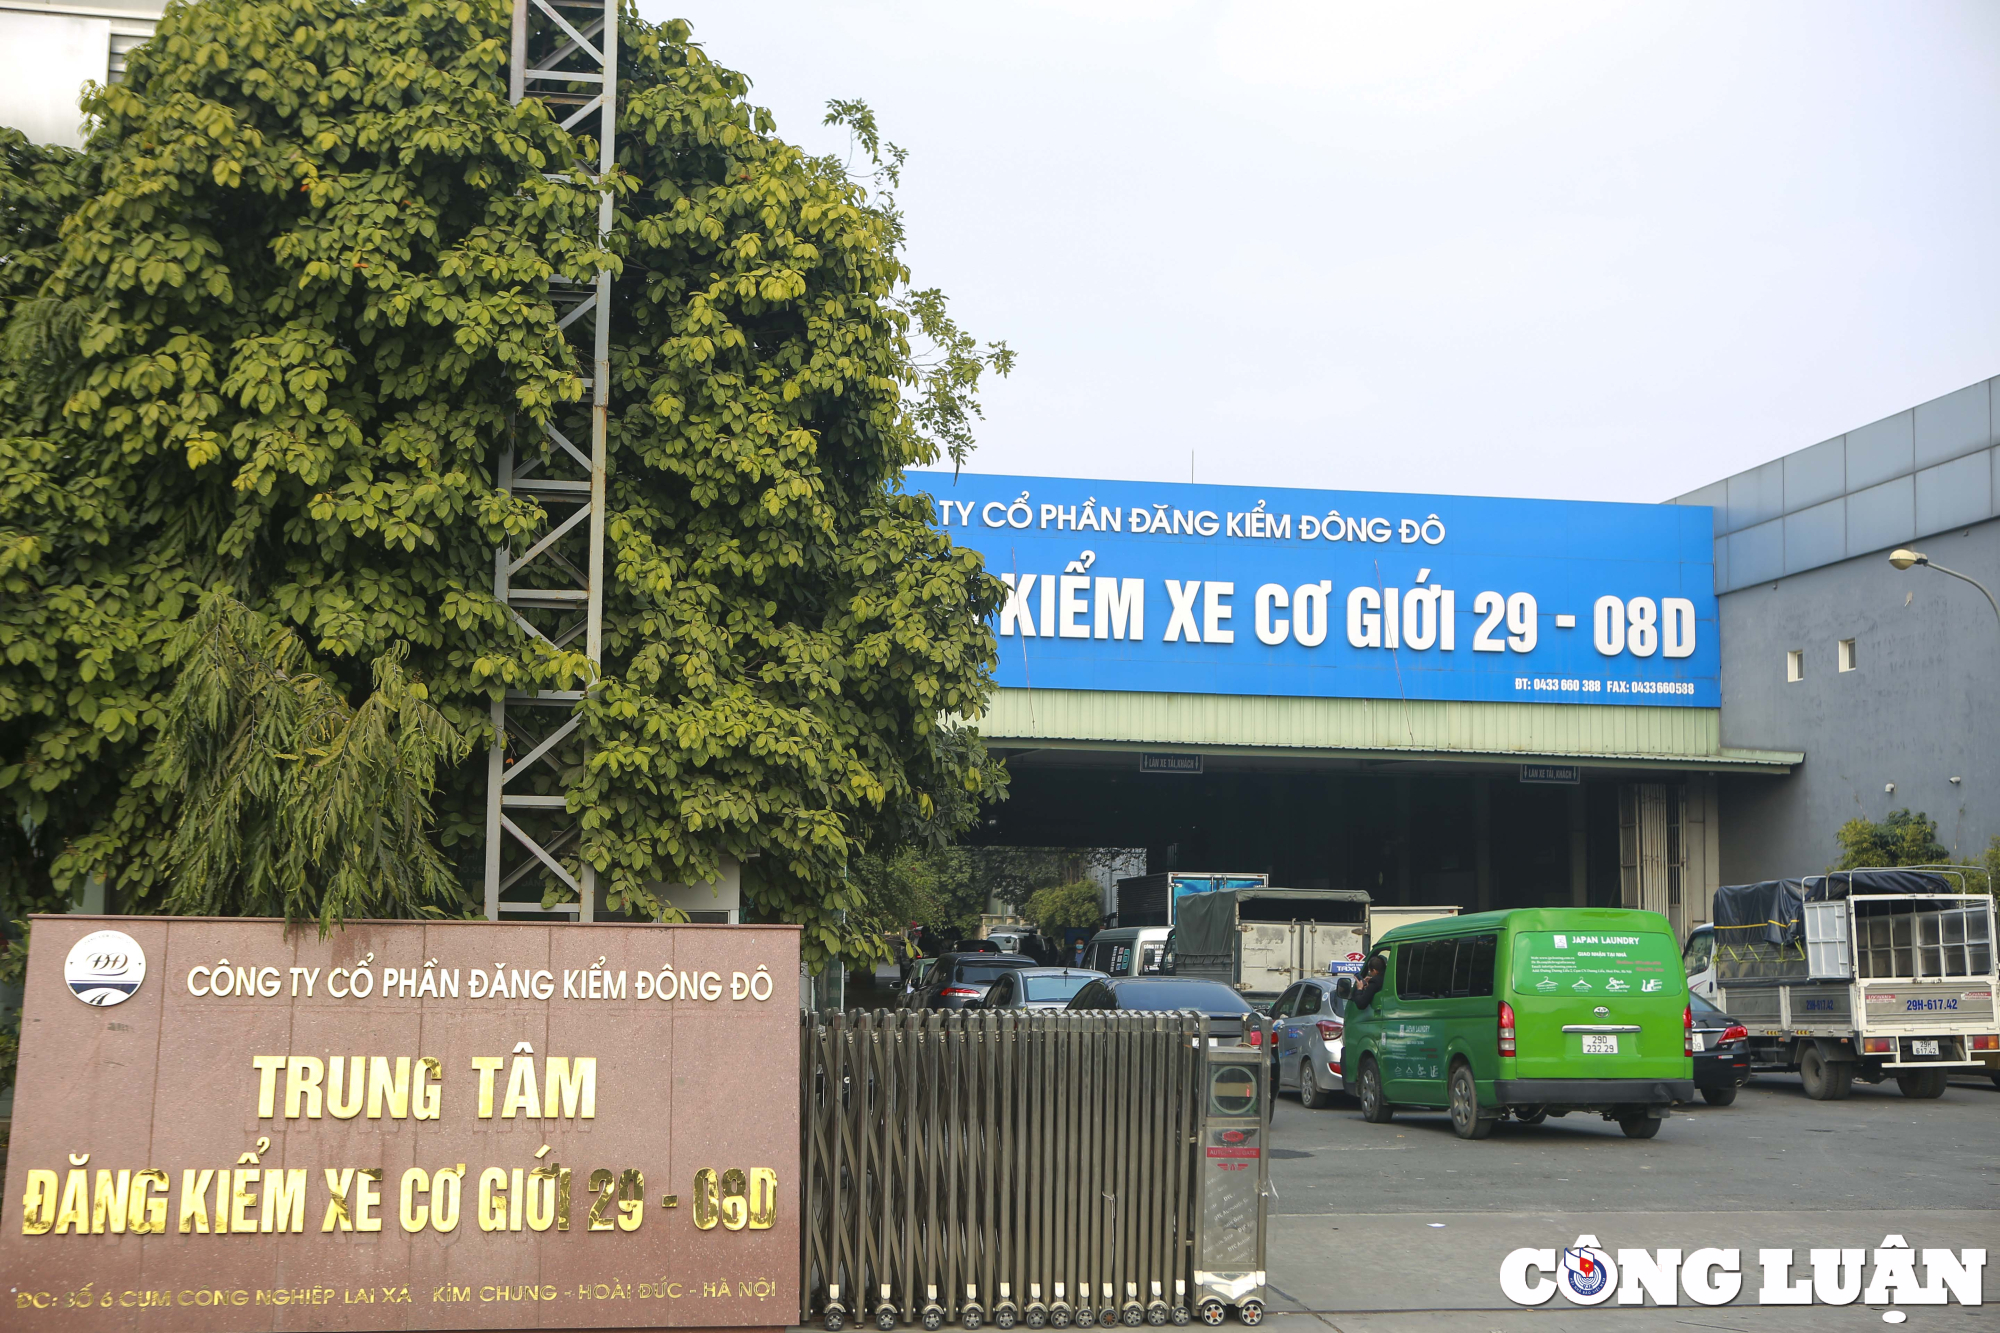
[{"x1": 1257, "y1": 1070, "x2": 1998, "y2": 1329}]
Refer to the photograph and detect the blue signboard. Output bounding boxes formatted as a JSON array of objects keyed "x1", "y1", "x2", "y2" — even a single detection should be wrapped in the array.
[{"x1": 906, "y1": 472, "x2": 1718, "y2": 708}]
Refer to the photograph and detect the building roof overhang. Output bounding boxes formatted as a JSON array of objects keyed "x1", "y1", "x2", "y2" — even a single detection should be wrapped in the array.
[{"x1": 973, "y1": 688, "x2": 1801, "y2": 775}]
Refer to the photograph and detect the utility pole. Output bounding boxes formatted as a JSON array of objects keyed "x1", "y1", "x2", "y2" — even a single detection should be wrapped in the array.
[{"x1": 484, "y1": 0, "x2": 618, "y2": 922}]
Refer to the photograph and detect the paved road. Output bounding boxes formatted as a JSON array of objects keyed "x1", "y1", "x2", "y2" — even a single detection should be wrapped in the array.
[{"x1": 1260, "y1": 1070, "x2": 2000, "y2": 1331}]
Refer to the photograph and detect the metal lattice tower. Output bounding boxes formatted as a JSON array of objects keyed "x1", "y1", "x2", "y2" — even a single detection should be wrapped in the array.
[{"x1": 483, "y1": 0, "x2": 617, "y2": 922}]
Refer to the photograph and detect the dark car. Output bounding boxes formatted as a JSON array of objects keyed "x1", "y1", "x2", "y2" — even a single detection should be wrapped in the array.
[
  {"x1": 1690, "y1": 993, "x2": 1751, "y2": 1105},
  {"x1": 916, "y1": 952, "x2": 1037, "y2": 1010},
  {"x1": 1065, "y1": 976, "x2": 1265, "y2": 1047},
  {"x1": 970, "y1": 967, "x2": 1107, "y2": 1011}
]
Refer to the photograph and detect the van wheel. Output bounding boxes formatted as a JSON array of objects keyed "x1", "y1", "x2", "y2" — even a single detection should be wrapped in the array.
[
  {"x1": 1448, "y1": 1063, "x2": 1494, "y2": 1140},
  {"x1": 1618, "y1": 1114, "x2": 1662, "y2": 1139},
  {"x1": 1896, "y1": 1069, "x2": 1948, "y2": 1099},
  {"x1": 1799, "y1": 1047, "x2": 1852, "y2": 1100},
  {"x1": 1358, "y1": 1057, "x2": 1394, "y2": 1123},
  {"x1": 1699, "y1": 1087, "x2": 1737, "y2": 1107},
  {"x1": 1299, "y1": 1060, "x2": 1333, "y2": 1109}
]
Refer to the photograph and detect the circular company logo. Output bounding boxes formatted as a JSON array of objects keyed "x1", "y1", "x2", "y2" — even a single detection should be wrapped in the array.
[
  {"x1": 64, "y1": 929, "x2": 146, "y2": 1007},
  {"x1": 1558, "y1": 1245, "x2": 1617, "y2": 1305}
]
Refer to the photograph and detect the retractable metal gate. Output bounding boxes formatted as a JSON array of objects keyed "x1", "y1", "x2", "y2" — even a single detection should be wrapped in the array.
[{"x1": 801, "y1": 1010, "x2": 1218, "y2": 1333}]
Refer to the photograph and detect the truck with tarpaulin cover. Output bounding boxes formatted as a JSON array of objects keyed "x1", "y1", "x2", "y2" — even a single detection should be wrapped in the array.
[
  {"x1": 1682, "y1": 869, "x2": 1999, "y2": 1099},
  {"x1": 1169, "y1": 887, "x2": 1373, "y2": 1008}
]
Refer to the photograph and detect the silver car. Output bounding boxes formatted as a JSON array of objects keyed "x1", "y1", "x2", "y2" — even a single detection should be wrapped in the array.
[
  {"x1": 969, "y1": 967, "x2": 1106, "y2": 1011},
  {"x1": 1269, "y1": 977, "x2": 1351, "y2": 1108}
]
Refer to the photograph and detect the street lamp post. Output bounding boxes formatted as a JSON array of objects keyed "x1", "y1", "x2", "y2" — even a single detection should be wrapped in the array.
[
  {"x1": 1889, "y1": 548, "x2": 2000, "y2": 628},
  {"x1": 1889, "y1": 548, "x2": 1996, "y2": 897}
]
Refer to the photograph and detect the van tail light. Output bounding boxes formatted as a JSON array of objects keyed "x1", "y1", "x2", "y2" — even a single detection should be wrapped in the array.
[
  {"x1": 1721, "y1": 1024, "x2": 1749, "y2": 1044},
  {"x1": 1862, "y1": 1037, "x2": 1895, "y2": 1054},
  {"x1": 1247, "y1": 1026, "x2": 1264, "y2": 1048},
  {"x1": 941, "y1": 987, "x2": 981, "y2": 998},
  {"x1": 1316, "y1": 1020, "x2": 1343, "y2": 1042},
  {"x1": 1498, "y1": 1001, "x2": 1517, "y2": 1056},
  {"x1": 1971, "y1": 1034, "x2": 1998, "y2": 1052},
  {"x1": 1683, "y1": 1005, "x2": 1693, "y2": 1057}
]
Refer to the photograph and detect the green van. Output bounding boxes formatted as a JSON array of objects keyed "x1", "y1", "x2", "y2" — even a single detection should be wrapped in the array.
[{"x1": 1342, "y1": 908, "x2": 1694, "y2": 1140}]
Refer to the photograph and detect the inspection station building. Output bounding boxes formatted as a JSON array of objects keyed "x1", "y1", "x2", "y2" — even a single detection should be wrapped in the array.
[{"x1": 913, "y1": 375, "x2": 2000, "y2": 939}]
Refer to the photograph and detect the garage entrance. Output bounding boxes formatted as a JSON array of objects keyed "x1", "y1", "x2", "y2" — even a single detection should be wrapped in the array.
[{"x1": 975, "y1": 748, "x2": 1730, "y2": 940}]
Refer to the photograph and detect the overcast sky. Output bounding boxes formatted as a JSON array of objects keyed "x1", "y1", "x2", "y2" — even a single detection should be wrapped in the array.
[{"x1": 646, "y1": 1, "x2": 2000, "y2": 504}]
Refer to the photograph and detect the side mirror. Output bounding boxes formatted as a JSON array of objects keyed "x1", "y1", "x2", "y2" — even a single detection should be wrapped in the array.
[{"x1": 1333, "y1": 975, "x2": 1355, "y2": 998}]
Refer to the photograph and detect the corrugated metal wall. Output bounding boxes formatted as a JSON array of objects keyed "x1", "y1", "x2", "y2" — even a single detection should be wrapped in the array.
[{"x1": 979, "y1": 689, "x2": 1795, "y2": 771}]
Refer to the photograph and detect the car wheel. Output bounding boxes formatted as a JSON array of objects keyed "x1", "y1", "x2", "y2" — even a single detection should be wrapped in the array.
[
  {"x1": 1618, "y1": 1113, "x2": 1662, "y2": 1139},
  {"x1": 1798, "y1": 1046, "x2": 1852, "y2": 1100},
  {"x1": 1300, "y1": 1059, "x2": 1332, "y2": 1109},
  {"x1": 1700, "y1": 1086, "x2": 1737, "y2": 1107},
  {"x1": 1358, "y1": 1057, "x2": 1393, "y2": 1123},
  {"x1": 1448, "y1": 1062, "x2": 1493, "y2": 1140}
]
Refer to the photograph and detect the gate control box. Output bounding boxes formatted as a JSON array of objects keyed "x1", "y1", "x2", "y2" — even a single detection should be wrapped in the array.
[{"x1": 1192, "y1": 1043, "x2": 1269, "y2": 1325}]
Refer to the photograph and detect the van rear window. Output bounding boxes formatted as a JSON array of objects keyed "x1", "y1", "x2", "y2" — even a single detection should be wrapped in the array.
[{"x1": 1510, "y1": 931, "x2": 1682, "y2": 997}]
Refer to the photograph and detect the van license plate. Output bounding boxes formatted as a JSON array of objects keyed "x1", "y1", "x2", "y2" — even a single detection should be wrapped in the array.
[
  {"x1": 1911, "y1": 1039, "x2": 1939, "y2": 1056},
  {"x1": 1582, "y1": 1035, "x2": 1619, "y2": 1055}
]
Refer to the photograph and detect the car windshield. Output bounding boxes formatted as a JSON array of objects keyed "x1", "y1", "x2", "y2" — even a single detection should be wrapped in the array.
[
  {"x1": 955, "y1": 960, "x2": 1031, "y2": 984},
  {"x1": 1690, "y1": 994, "x2": 1725, "y2": 1018},
  {"x1": 1112, "y1": 981, "x2": 1252, "y2": 1013},
  {"x1": 1022, "y1": 973, "x2": 1095, "y2": 1003}
]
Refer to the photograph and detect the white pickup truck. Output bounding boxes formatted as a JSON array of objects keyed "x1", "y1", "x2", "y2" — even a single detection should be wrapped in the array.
[{"x1": 1685, "y1": 869, "x2": 1999, "y2": 1099}]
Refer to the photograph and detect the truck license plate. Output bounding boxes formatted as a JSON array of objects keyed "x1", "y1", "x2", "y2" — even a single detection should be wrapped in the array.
[
  {"x1": 1582, "y1": 1035, "x2": 1619, "y2": 1055},
  {"x1": 1911, "y1": 1039, "x2": 1939, "y2": 1056}
]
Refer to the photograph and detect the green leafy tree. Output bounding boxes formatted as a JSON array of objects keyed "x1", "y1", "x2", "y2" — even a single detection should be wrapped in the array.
[
  {"x1": 0, "y1": 0, "x2": 1009, "y2": 969},
  {"x1": 1832, "y1": 809, "x2": 1950, "y2": 871},
  {"x1": 1023, "y1": 879, "x2": 1102, "y2": 934},
  {"x1": 156, "y1": 590, "x2": 471, "y2": 931},
  {"x1": 849, "y1": 845, "x2": 976, "y2": 938}
]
